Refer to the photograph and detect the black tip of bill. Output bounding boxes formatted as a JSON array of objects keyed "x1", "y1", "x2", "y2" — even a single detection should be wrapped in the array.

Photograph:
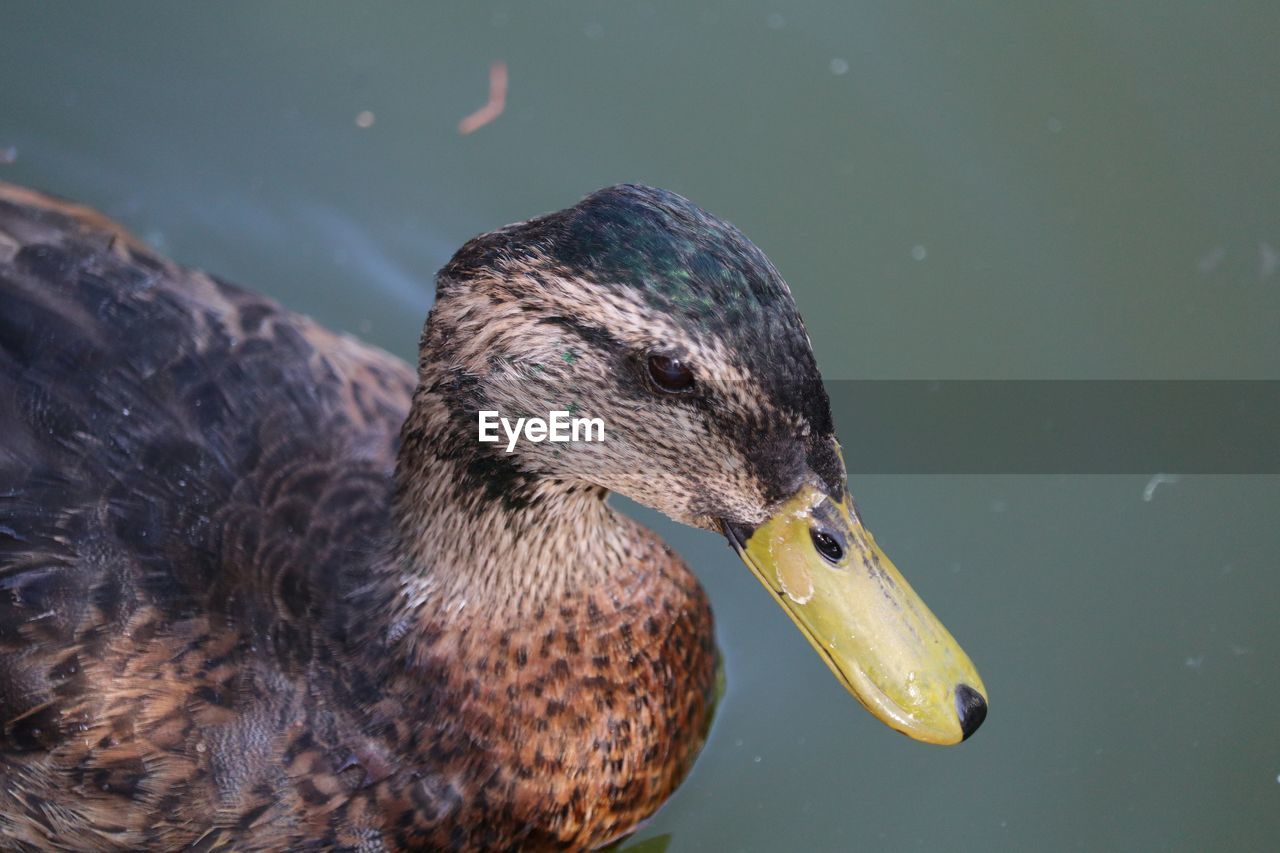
[{"x1": 955, "y1": 684, "x2": 988, "y2": 741}]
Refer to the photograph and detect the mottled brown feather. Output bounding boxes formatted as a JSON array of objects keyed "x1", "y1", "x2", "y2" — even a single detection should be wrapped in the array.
[{"x1": 0, "y1": 183, "x2": 717, "y2": 851}]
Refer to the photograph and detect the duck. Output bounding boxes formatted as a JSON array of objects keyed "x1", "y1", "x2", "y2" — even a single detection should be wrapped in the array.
[{"x1": 0, "y1": 181, "x2": 986, "y2": 851}]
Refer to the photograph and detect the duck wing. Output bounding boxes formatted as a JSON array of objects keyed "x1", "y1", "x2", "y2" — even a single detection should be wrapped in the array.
[{"x1": 0, "y1": 184, "x2": 416, "y2": 848}]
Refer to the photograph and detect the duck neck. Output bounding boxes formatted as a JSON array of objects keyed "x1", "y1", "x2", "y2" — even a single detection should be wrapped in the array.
[
  {"x1": 370, "y1": 363, "x2": 717, "y2": 849},
  {"x1": 389, "y1": 372, "x2": 633, "y2": 628}
]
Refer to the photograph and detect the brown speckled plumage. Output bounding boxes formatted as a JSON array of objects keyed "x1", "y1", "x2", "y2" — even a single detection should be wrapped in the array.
[{"x1": 0, "y1": 182, "x2": 833, "y2": 850}]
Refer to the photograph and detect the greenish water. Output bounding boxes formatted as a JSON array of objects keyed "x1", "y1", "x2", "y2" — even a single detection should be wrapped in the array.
[{"x1": 3, "y1": 3, "x2": 1278, "y2": 850}]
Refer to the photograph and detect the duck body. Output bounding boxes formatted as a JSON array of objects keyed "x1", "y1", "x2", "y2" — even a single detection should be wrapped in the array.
[
  {"x1": 0, "y1": 179, "x2": 988, "y2": 850},
  {"x1": 0, "y1": 184, "x2": 715, "y2": 850}
]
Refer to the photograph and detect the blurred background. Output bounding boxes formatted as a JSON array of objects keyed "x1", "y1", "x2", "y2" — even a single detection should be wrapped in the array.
[{"x1": 2, "y1": 3, "x2": 1277, "y2": 850}]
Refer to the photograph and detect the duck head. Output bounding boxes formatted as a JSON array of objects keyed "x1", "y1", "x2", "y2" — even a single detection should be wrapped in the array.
[{"x1": 425, "y1": 184, "x2": 986, "y2": 745}]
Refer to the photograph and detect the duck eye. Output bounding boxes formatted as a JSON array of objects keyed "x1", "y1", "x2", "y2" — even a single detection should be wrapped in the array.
[
  {"x1": 810, "y1": 528, "x2": 844, "y2": 564},
  {"x1": 646, "y1": 354, "x2": 695, "y2": 393}
]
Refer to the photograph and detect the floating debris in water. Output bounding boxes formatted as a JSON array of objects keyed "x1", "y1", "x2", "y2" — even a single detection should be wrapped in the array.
[
  {"x1": 355, "y1": 110, "x2": 376, "y2": 128},
  {"x1": 911, "y1": 244, "x2": 927, "y2": 261},
  {"x1": 830, "y1": 58, "x2": 849, "y2": 76},
  {"x1": 459, "y1": 61, "x2": 508, "y2": 135},
  {"x1": 1260, "y1": 242, "x2": 1278, "y2": 279},
  {"x1": 1184, "y1": 654, "x2": 1204, "y2": 671},
  {"x1": 1197, "y1": 246, "x2": 1225, "y2": 274},
  {"x1": 144, "y1": 229, "x2": 169, "y2": 252},
  {"x1": 1046, "y1": 117, "x2": 1064, "y2": 134},
  {"x1": 1142, "y1": 473, "x2": 1180, "y2": 502},
  {"x1": 583, "y1": 21, "x2": 604, "y2": 40},
  {"x1": 0, "y1": 145, "x2": 15, "y2": 165},
  {"x1": 766, "y1": 13, "x2": 786, "y2": 29}
]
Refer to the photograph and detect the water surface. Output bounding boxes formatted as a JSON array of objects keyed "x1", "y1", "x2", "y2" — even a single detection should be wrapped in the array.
[{"x1": 3, "y1": 3, "x2": 1277, "y2": 849}]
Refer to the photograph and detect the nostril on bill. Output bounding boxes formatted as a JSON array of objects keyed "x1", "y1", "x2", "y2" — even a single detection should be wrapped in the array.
[{"x1": 955, "y1": 683, "x2": 987, "y2": 741}]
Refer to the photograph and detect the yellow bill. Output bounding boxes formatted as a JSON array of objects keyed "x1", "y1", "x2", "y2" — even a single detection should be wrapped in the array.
[{"x1": 725, "y1": 480, "x2": 987, "y2": 745}]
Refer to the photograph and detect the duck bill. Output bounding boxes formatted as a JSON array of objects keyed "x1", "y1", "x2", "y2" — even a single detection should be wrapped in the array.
[{"x1": 724, "y1": 483, "x2": 987, "y2": 745}]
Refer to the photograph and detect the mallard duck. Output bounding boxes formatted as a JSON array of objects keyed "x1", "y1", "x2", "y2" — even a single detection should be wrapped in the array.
[{"x1": 0, "y1": 182, "x2": 985, "y2": 851}]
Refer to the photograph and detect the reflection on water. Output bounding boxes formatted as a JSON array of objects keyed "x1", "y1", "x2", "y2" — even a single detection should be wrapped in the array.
[{"x1": 3, "y1": 2, "x2": 1278, "y2": 850}]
